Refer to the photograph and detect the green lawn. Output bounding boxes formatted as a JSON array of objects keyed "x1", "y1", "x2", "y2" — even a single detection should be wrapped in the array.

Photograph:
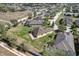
[
  {"x1": 15, "y1": 25, "x2": 32, "y2": 43},
  {"x1": 31, "y1": 32, "x2": 56, "y2": 51},
  {"x1": 13, "y1": 25, "x2": 56, "y2": 51}
]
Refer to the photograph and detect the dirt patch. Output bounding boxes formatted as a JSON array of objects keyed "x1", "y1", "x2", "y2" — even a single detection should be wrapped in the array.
[{"x1": 0, "y1": 11, "x2": 28, "y2": 21}]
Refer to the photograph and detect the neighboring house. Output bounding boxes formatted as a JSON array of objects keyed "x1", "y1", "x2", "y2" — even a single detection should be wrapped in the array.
[
  {"x1": 43, "y1": 11, "x2": 51, "y2": 17},
  {"x1": 24, "y1": 18, "x2": 44, "y2": 26},
  {"x1": 30, "y1": 27, "x2": 53, "y2": 39},
  {"x1": 64, "y1": 12, "x2": 79, "y2": 17},
  {"x1": 53, "y1": 32, "x2": 76, "y2": 56}
]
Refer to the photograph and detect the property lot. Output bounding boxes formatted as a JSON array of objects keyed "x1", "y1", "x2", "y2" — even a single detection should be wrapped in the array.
[{"x1": 7, "y1": 24, "x2": 56, "y2": 52}]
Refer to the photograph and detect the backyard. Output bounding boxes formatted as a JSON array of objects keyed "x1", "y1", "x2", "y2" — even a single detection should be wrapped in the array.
[{"x1": 9, "y1": 24, "x2": 56, "y2": 52}]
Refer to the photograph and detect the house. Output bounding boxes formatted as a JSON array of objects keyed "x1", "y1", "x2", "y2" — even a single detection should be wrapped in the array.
[
  {"x1": 24, "y1": 18, "x2": 44, "y2": 26},
  {"x1": 53, "y1": 32, "x2": 76, "y2": 56},
  {"x1": 41, "y1": 10, "x2": 51, "y2": 17},
  {"x1": 30, "y1": 27, "x2": 53, "y2": 39},
  {"x1": 64, "y1": 12, "x2": 79, "y2": 17}
]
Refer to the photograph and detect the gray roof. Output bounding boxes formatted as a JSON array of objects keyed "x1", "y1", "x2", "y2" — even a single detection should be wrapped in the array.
[
  {"x1": 25, "y1": 19, "x2": 44, "y2": 25},
  {"x1": 54, "y1": 32, "x2": 65, "y2": 45},
  {"x1": 54, "y1": 32, "x2": 76, "y2": 56}
]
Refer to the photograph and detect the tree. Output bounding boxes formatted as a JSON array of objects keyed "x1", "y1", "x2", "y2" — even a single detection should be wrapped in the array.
[
  {"x1": 58, "y1": 25, "x2": 66, "y2": 32},
  {"x1": 7, "y1": 37, "x2": 17, "y2": 48},
  {"x1": 43, "y1": 17, "x2": 50, "y2": 27},
  {"x1": 59, "y1": 19, "x2": 66, "y2": 25},
  {"x1": 71, "y1": 22, "x2": 77, "y2": 35},
  {"x1": 58, "y1": 19, "x2": 66, "y2": 32},
  {"x1": 0, "y1": 4, "x2": 9, "y2": 12},
  {"x1": 0, "y1": 24, "x2": 7, "y2": 40},
  {"x1": 0, "y1": 23, "x2": 17, "y2": 48},
  {"x1": 71, "y1": 22, "x2": 79, "y2": 39}
]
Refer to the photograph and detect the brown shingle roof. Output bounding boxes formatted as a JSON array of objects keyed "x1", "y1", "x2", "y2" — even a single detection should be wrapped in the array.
[{"x1": 32, "y1": 27, "x2": 53, "y2": 37}]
